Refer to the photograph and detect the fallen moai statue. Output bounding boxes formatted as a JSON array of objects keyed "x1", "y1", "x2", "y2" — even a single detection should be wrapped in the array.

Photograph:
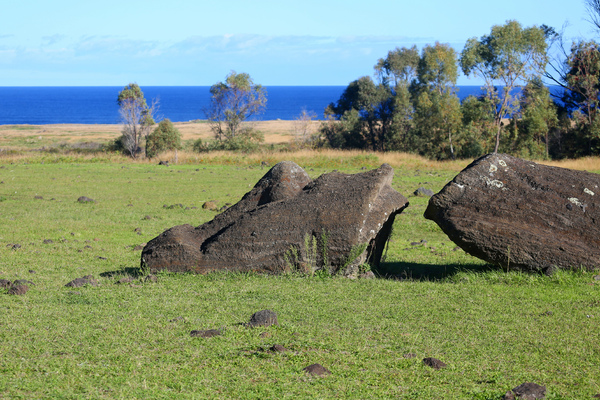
[
  {"x1": 424, "y1": 153, "x2": 600, "y2": 272},
  {"x1": 142, "y1": 161, "x2": 409, "y2": 275}
]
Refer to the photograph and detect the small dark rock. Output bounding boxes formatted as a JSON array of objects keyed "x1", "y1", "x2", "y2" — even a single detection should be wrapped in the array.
[
  {"x1": 9, "y1": 243, "x2": 21, "y2": 250},
  {"x1": 7, "y1": 285, "x2": 28, "y2": 295},
  {"x1": 34, "y1": 195, "x2": 43, "y2": 200},
  {"x1": 43, "y1": 239, "x2": 54, "y2": 244},
  {"x1": 543, "y1": 265, "x2": 558, "y2": 276},
  {"x1": 190, "y1": 329, "x2": 221, "y2": 338},
  {"x1": 97, "y1": 256, "x2": 107, "y2": 260},
  {"x1": 158, "y1": 161, "x2": 169, "y2": 166},
  {"x1": 503, "y1": 382, "x2": 546, "y2": 400},
  {"x1": 413, "y1": 187, "x2": 435, "y2": 197},
  {"x1": 77, "y1": 196, "x2": 95, "y2": 203},
  {"x1": 169, "y1": 317, "x2": 184, "y2": 322},
  {"x1": 0, "y1": 279, "x2": 12, "y2": 288},
  {"x1": 142, "y1": 215, "x2": 152, "y2": 220},
  {"x1": 202, "y1": 201, "x2": 218, "y2": 211},
  {"x1": 65, "y1": 277, "x2": 98, "y2": 287},
  {"x1": 270, "y1": 344, "x2": 286, "y2": 352},
  {"x1": 248, "y1": 309, "x2": 278, "y2": 328},
  {"x1": 423, "y1": 357, "x2": 446, "y2": 370},
  {"x1": 303, "y1": 363, "x2": 331, "y2": 376}
]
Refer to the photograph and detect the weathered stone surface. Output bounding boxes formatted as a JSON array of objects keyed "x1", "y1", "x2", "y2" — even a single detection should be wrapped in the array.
[
  {"x1": 503, "y1": 382, "x2": 546, "y2": 400},
  {"x1": 247, "y1": 309, "x2": 278, "y2": 328},
  {"x1": 422, "y1": 357, "x2": 446, "y2": 370},
  {"x1": 142, "y1": 161, "x2": 408, "y2": 274},
  {"x1": 424, "y1": 154, "x2": 600, "y2": 272},
  {"x1": 77, "y1": 196, "x2": 95, "y2": 203},
  {"x1": 414, "y1": 187, "x2": 434, "y2": 197},
  {"x1": 303, "y1": 363, "x2": 331, "y2": 376}
]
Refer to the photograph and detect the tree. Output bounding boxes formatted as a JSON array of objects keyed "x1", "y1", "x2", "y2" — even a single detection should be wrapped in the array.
[
  {"x1": 322, "y1": 76, "x2": 396, "y2": 151},
  {"x1": 145, "y1": 119, "x2": 182, "y2": 159},
  {"x1": 412, "y1": 42, "x2": 462, "y2": 159},
  {"x1": 517, "y1": 78, "x2": 558, "y2": 158},
  {"x1": 562, "y1": 40, "x2": 600, "y2": 155},
  {"x1": 117, "y1": 83, "x2": 156, "y2": 158},
  {"x1": 292, "y1": 109, "x2": 317, "y2": 146},
  {"x1": 374, "y1": 46, "x2": 419, "y2": 88},
  {"x1": 460, "y1": 20, "x2": 548, "y2": 153},
  {"x1": 205, "y1": 71, "x2": 267, "y2": 141}
]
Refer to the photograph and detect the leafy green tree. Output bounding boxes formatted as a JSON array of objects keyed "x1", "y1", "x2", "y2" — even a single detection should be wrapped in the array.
[
  {"x1": 561, "y1": 40, "x2": 600, "y2": 155},
  {"x1": 145, "y1": 119, "x2": 182, "y2": 159},
  {"x1": 117, "y1": 83, "x2": 156, "y2": 158},
  {"x1": 374, "y1": 45, "x2": 420, "y2": 88},
  {"x1": 205, "y1": 71, "x2": 267, "y2": 142},
  {"x1": 322, "y1": 76, "x2": 396, "y2": 151},
  {"x1": 515, "y1": 78, "x2": 558, "y2": 158},
  {"x1": 412, "y1": 42, "x2": 462, "y2": 159},
  {"x1": 460, "y1": 20, "x2": 548, "y2": 153}
]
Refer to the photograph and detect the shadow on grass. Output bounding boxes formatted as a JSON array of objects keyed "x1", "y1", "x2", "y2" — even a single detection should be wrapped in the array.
[
  {"x1": 374, "y1": 261, "x2": 504, "y2": 281},
  {"x1": 100, "y1": 267, "x2": 145, "y2": 278}
]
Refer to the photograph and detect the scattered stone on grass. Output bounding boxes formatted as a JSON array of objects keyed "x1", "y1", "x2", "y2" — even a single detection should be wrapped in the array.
[
  {"x1": 116, "y1": 276, "x2": 133, "y2": 284},
  {"x1": 7, "y1": 285, "x2": 29, "y2": 295},
  {"x1": 190, "y1": 329, "x2": 221, "y2": 338},
  {"x1": 65, "y1": 276, "x2": 98, "y2": 288},
  {"x1": 503, "y1": 382, "x2": 546, "y2": 400},
  {"x1": 142, "y1": 215, "x2": 152, "y2": 220},
  {"x1": 424, "y1": 153, "x2": 600, "y2": 272},
  {"x1": 77, "y1": 196, "x2": 95, "y2": 203},
  {"x1": 270, "y1": 344, "x2": 286, "y2": 352},
  {"x1": 413, "y1": 187, "x2": 434, "y2": 197},
  {"x1": 303, "y1": 363, "x2": 331, "y2": 376},
  {"x1": 403, "y1": 353, "x2": 417, "y2": 359},
  {"x1": 422, "y1": 357, "x2": 447, "y2": 370},
  {"x1": 34, "y1": 195, "x2": 43, "y2": 200},
  {"x1": 142, "y1": 162, "x2": 409, "y2": 275},
  {"x1": 163, "y1": 203, "x2": 184, "y2": 209},
  {"x1": 43, "y1": 239, "x2": 53, "y2": 244},
  {"x1": 202, "y1": 201, "x2": 218, "y2": 211},
  {"x1": 0, "y1": 279, "x2": 11, "y2": 288},
  {"x1": 247, "y1": 309, "x2": 278, "y2": 328},
  {"x1": 8, "y1": 243, "x2": 21, "y2": 250},
  {"x1": 158, "y1": 160, "x2": 169, "y2": 166}
]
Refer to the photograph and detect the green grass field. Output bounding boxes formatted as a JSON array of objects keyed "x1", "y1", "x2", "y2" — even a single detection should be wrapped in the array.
[{"x1": 1, "y1": 156, "x2": 599, "y2": 399}]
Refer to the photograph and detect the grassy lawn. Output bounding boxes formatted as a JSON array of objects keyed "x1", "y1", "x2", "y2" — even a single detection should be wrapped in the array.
[{"x1": 0, "y1": 155, "x2": 599, "y2": 399}]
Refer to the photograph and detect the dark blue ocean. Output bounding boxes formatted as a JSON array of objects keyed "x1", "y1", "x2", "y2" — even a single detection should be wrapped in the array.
[{"x1": 0, "y1": 86, "x2": 559, "y2": 125}]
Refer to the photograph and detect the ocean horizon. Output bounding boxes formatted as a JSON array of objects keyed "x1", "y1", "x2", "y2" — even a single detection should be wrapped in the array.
[{"x1": 0, "y1": 85, "x2": 559, "y2": 125}]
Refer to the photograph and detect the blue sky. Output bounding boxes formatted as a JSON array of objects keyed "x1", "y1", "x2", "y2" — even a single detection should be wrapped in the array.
[{"x1": 0, "y1": 0, "x2": 594, "y2": 86}]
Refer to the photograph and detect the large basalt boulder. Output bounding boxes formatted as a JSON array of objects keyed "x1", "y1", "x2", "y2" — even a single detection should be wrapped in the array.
[
  {"x1": 424, "y1": 153, "x2": 600, "y2": 272},
  {"x1": 141, "y1": 161, "x2": 408, "y2": 275}
]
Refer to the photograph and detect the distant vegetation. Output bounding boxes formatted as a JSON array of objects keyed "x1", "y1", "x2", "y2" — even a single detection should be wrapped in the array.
[{"x1": 315, "y1": 13, "x2": 600, "y2": 161}]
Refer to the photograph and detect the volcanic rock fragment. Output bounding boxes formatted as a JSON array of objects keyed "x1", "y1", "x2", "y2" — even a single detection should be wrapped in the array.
[
  {"x1": 424, "y1": 153, "x2": 600, "y2": 271},
  {"x1": 142, "y1": 161, "x2": 409, "y2": 274}
]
